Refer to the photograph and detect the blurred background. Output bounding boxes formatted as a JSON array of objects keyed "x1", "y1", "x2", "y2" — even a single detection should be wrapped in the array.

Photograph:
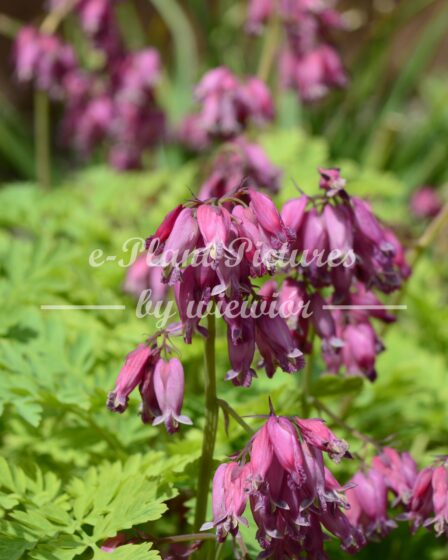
[{"x1": 1, "y1": 0, "x2": 448, "y2": 187}]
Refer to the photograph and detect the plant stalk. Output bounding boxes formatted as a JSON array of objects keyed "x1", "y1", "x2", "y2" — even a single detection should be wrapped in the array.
[
  {"x1": 194, "y1": 312, "x2": 219, "y2": 533},
  {"x1": 301, "y1": 330, "x2": 315, "y2": 417},
  {"x1": 34, "y1": 90, "x2": 51, "y2": 189}
]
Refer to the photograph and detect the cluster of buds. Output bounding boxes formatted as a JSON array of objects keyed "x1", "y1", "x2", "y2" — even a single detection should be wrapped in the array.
[
  {"x1": 144, "y1": 188, "x2": 304, "y2": 385},
  {"x1": 247, "y1": 0, "x2": 348, "y2": 102},
  {"x1": 203, "y1": 414, "x2": 366, "y2": 558},
  {"x1": 125, "y1": 169, "x2": 410, "y2": 385},
  {"x1": 14, "y1": 0, "x2": 165, "y2": 170},
  {"x1": 346, "y1": 447, "x2": 448, "y2": 541},
  {"x1": 107, "y1": 339, "x2": 192, "y2": 434}
]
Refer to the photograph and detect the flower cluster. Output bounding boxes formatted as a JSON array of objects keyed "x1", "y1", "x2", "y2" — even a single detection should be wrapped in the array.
[
  {"x1": 198, "y1": 137, "x2": 281, "y2": 200},
  {"x1": 247, "y1": 0, "x2": 348, "y2": 102},
  {"x1": 190, "y1": 67, "x2": 274, "y2": 141},
  {"x1": 14, "y1": 0, "x2": 165, "y2": 170},
  {"x1": 107, "y1": 341, "x2": 192, "y2": 434},
  {"x1": 178, "y1": 66, "x2": 281, "y2": 200},
  {"x1": 247, "y1": 168, "x2": 409, "y2": 380},
  {"x1": 123, "y1": 169, "x2": 410, "y2": 393},
  {"x1": 204, "y1": 414, "x2": 366, "y2": 558},
  {"x1": 346, "y1": 447, "x2": 448, "y2": 541}
]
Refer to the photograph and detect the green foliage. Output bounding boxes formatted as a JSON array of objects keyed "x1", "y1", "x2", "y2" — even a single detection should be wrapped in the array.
[{"x1": 0, "y1": 125, "x2": 446, "y2": 559}]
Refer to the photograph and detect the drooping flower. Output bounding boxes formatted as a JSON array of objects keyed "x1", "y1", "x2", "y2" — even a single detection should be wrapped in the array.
[
  {"x1": 107, "y1": 343, "x2": 157, "y2": 413},
  {"x1": 14, "y1": 27, "x2": 77, "y2": 98},
  {"x1": 371, "y1": 447, "x2": 419, "y2": 505},
  {"x1": 193, "y1": 67, "x2": 274, "y2": 139},
  {"x1": 198, "y1": 139, "x2": 281, "y2": 199},
  {"x1": 152, "y1": 358, "x2": 192, "y2": 434},
  {"x1": 346, "y1": 469, "x2": 397, "y2": 538},
  {"x1": 206, "y1": 414, "x2": 365, "y2": 557},
  {"x1": 202, "y1": 462, "x2": 250, "y2": 541},
  {"x1": 123, "y1": 253, "x2": 167, "y2": 302},
  {"x1": 295, "y1": 417, "x2": 351, "y2": 462}
]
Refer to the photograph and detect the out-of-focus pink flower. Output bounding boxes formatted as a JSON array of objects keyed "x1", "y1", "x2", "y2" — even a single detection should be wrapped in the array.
[
  {"x1": 410, "y1": 186, "x2": 443, "y2": 219},
  {"x1": 246, "y1": 0, "x2": 274, "y2": 34},
  {"x1": 198, "y1": 139, "x2": 281, "y2": 199},
  {"x1": 346, "y1": 470, "x2": 397, "y2": 538},
  {"x1": 14, "y1": 27, "x2": 77, "y2": 98},
  {"x1": 319, "y1": 167, "x2": 347, "y2": 196},
  {"x1": 177, "y1": 114, "x2": 210, "y2": 152},
  {"x1": 77, "y1": 0, "x2": 123, "y2": 60},
  {"x1": 152, "y1": 358, "x2": 192, "y2": 434},
  {"x1": 194, "y1": 67, "x2": 274, "y2": 139},
  {"x1": 123, "y1": 253, "x2": 167, "y2": 302},
  {"x1": 281, "y1": 44, "x2": 347, "y2": 102},
  {"x1": 372, "y1": 447, "x2": 418, "y2": 505}
]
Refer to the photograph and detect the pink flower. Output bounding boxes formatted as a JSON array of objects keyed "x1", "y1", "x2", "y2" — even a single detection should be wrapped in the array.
[
  {"x1": 410, "y1": 186, "x2": 442, "y2": 219},
  {"x1": 123, "y1": 253, "x2": 167, "y2": 302},
  {"x1": 246, "y1": 0, "x2": 274, "y2": 34},
  {"x1": 203, "y1": 462, "x2": 250, "y2": 541},
  {"x1": 346, "y1": 470, "x2": 396, "y2": 538},
  {"x1": 194, "y1": 67, "x2": 274, "y2": 139},
  {"x1": 207, "y1": 414, "x2": 364, "y2": 557},
  {"x1": 372, "y1": 447, "x2": 418, "y2": 504},
  {"x1": 296, "y1": 418, "x2": 350, "y2": 463},
  {"x1": 152, "y1": 358, "x2": 192, "y2": 434},
  {"x1": 107, "y1": 344, "x2": 157, "y2": 413},
  {"x1": 199, "y1": 138, "x2": 281, "y2": 200}
]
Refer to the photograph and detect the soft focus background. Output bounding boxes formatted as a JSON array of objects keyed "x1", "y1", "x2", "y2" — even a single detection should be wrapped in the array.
[{"x1": 0, "y1": 1, "x2": 447, "y2": 559}]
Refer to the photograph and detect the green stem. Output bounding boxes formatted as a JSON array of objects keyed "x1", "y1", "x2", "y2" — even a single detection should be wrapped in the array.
[
  {"x1": 194, "y1": 312, "x2": 219, "y2": 532},
  {"x1": 34, "y1": 90, "x2": 51, "y2": 189},
  {"x1": 217, "y1": 399, "x2": 254, "y2": 435},
  {"x1": 257, "y1": 10, "x2": 281, "y2": 83},
  {"x1": 301, "y1": 331, "x2": 315, "y2": 417}
]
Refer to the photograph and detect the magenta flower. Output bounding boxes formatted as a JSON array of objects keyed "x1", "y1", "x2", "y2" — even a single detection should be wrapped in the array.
[
  {"x1": 281, "y1": 44, "x2": 347, "y2": 102},
  {"x1": 194, "y1": 67, "x2": 274, "y2": 139},
  {"x1": 152, "y1": 358, "x2": 192, "y2": 434},
  {"x1": 206, "y1": 414, "x2": 364, "y2": 557},
  {"x1": 296, "y1": 418, "x2": 350, "y2": 463},
  {"x1": 410, "y1": 186, "x2": 442, "y2": 219},
  {"x1": 255, "y1": 314, "x2": 305, "y2": 377},
  {"x1": 123, "y1": 253, "x2": 167, "y2": 302},
  {"x1": 203, "y1": 462, "x2": 250, "y2": 541},
  {"x1": 177, "y1": 114, "x2": 210, "y2": 152},
  {"x1": 346, "y1": 469, "x2": 397, "y2": 538},
  {"x1": 371, "y1": 447, "x2": 418, "y2": 505},
  {"x1": 14, "y1": 27, "x2": 76, "y2": 98},
  {"x1": 107, "y1": 344, "x2": 157, "y2": 413},
  {"x1": 199, "y1": 139, "x2": 281, "y2": 200},
  {"x1": 246, "y1": 0, "x2": 275, "y2": 34},
  {"x1": 224, "y1": 310, "x2": 256, "y2": 387},
  {"x1": 319, "y1": 167, "x2": 347, "y2": 196}
]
